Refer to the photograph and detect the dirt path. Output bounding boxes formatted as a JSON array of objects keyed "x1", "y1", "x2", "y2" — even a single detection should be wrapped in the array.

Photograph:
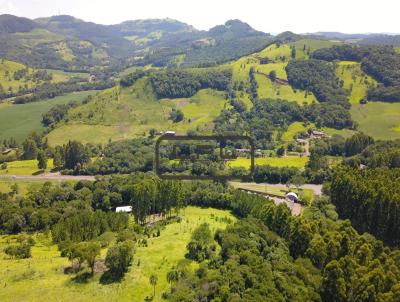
[{"x1": 0, "y1": 172, "x2": 96, "y2": 181}]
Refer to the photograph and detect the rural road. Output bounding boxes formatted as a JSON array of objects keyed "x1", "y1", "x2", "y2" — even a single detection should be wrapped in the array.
[
  {"x1": 230, "y1": 182, "x2": 323, "y2": 196},
  {"x1": 0, "y1": 172, "x2": 96, "y2": 181}
]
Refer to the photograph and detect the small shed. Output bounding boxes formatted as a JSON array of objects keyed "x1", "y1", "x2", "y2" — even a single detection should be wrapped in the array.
[
  {"x1": 116, "y1": 206, "x2": 132, "y2": 213},
  {"x1": 285, "y1": 192, "x2": 299, "y2": 202},
  {"x1": 164, "y1": 131, "x2": 176, "y2": 136}
]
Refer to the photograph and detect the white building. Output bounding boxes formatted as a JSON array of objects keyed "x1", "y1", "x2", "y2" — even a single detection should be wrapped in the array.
[{"x1": 115, "y1": 206, "x2": 132, "y2": 213}]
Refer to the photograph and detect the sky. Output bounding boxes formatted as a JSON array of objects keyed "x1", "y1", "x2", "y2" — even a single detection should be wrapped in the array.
[{"x1": 1, "y1": 0, "x2": 400, "y2": 34}]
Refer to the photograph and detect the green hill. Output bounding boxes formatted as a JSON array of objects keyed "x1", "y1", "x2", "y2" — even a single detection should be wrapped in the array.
[{"x1": 46, "y1": 79, "x2": 228, "y2": 146}]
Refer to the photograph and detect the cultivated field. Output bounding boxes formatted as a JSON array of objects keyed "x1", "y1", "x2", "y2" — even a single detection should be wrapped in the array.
[{"x1": 0, "y1": 91, "x2": 95, "y2": 142}]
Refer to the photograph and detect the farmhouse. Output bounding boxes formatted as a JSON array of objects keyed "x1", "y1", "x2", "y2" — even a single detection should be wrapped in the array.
[
  {"x1": 115, "y1": 206, "x2": 132, "y2": 213},
  {"x1": 311, "y1": 130, "x2": 325, "y2": 139}
]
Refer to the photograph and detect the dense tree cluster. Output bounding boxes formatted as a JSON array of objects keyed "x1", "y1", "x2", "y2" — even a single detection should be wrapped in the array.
[
  {"x1": 80, "y1": 138, "x2": 154, "y2": 175},
  {"x1": 169, "y1": 189, "x2": 400, "y2": 301},
  {"x1": 11, "y1": 79, "x2": 113, "y2": 104},
  {"x1": 148, "y1": 69, "x2": 232, "y2": 98},
  {"x1": 42, "y1": 100, "x2": 86, "y2": 128},
  {"x1": 286, "y1": 59, "x2": 348, "y2": 106},
  {"x1": 330, "y1": 167, "x2": 400, "y2": 246}
]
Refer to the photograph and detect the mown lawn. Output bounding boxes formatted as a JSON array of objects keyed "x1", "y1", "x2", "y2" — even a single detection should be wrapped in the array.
[
  {"x1": 0, "y1": 207, "x2": 235, "y2": 302},
  {"x1": 228, "y1": 156, "x2": 309, "y2": 169}
]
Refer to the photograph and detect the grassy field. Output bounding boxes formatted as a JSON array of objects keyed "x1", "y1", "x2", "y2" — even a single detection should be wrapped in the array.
[
  {"x1": 228, "y1": 156, "x2": 309, "y2": 169},
  {"x1": 47, "y1": 80, "x2": 228, "y2": 146},
  {"x1": 336, "y1": 61, "x2": 377, "y2": 104},
  {"x1": 46, "y1": 69, "x2": 89, "y2": 83},
  {"x1": 282, "y1": 122, "x2": 314, "y2": 142},
  {"x1": 351, "y1": 102, "x2": 400, "y2": 140},
  {"x1": 255, "y1": 72, "x2": 316, "y2": 105},
  {"x1": 229, "y1": 44, "x2": 320, "y2": 106},
  {"x1": 0, "y1": 207, "x2": 235, "y2": 302},
  {"x1": 0, "y1": 60, "x2": 85, "y2": 96},
  {"x1": 0, "y1": 91, "x2": 95, "y2": 142},
  {"x1": 0, "y1": 159, "x2": 54, "y2": 175}
]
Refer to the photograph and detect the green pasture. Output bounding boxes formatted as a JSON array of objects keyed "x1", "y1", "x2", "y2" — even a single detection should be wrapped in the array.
[
  {"x1": 351, "y1": 102, "x2": 400, "y2": 140},
  {"x1": 47, "y1": 80, "x2": 228, "y2": 145},
  {"x1": 0, "y1": 207, "x2": 235, "y2": 302}
]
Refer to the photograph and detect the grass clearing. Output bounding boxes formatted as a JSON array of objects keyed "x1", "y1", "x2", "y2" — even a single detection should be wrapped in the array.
[
  {"x1": 0, "y1": 159, "x2": 54, "y2": 175},
  {"x1": 255, "y1": 73, "x2": 316, "y2": 105},
  {"x1": 0, "y1": 207, "x2": 235, "y2": 302},
  {"x1": 336, "y1": 61, "x2": 377, "y2": 104},
  {"x1": 282, "y1": 122, "x2": 314, "y2": 142},
  {"x1": 228, "y1": 156, "x2": 309, "y2": 169},
  {"x1": 0, "y1": 91, "x2": 95, "y2": 142},
  {"x1": 351, "y1": 102, "x2": 400, "y2": 140}
]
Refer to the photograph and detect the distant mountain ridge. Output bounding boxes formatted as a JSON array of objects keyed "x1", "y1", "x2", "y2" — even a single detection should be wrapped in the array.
[
  {"x1": 1, "y1": 14, "x2": 399, "y2": 72},
  {"x1": 0, "y1": 14, "x2": 273, "y2": 70}
]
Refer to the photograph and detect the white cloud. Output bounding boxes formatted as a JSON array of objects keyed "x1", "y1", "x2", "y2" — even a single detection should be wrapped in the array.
[{"x1": 0, "y1": 0, "x2": 20, "y2": 14}]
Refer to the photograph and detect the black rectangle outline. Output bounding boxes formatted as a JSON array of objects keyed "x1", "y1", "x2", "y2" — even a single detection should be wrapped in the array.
[{"x1": 155, "y1": 135, "x2": 255, "y2": 180}]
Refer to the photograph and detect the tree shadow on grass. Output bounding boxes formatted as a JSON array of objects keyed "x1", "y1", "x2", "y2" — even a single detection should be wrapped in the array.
[
  {"x1": 71, "y1": 272, "x2": 92, "y2": 284},
  {"x1": 99, "y1": 271, "x2": 124, "y2": 284}
]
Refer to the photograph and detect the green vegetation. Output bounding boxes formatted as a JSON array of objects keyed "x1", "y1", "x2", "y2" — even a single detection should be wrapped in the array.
[
  {"x1": 47, "y1": 80, "x2": 228, "y2": 145},
  {"x1": 282, "y1": 121, "x2": 313, "y2": 142},
  {"x1": 351, "y1": 102, "x2": 400, "y2": 140},
  {"x1": 228, "y1": 156, "x2": 308, "y2": 169},
  {"x1": 331, "y1": 167, "x2": 400, "y2": 246},
  {"x1": 0, "y1": 91, "x2": 95, "y2": 142},
  {"x1": 0, "y1": 59, "x2": 50, "y2": 94},
  {"x1": 0, "y1": 159, "x2": 53, "y2": 175},
  {"x1": 336, "y1": 61, "x2": 376, "y2": 104},
  {"x1": 0, "y1": 207, "x2": 234, "y2": 302}
]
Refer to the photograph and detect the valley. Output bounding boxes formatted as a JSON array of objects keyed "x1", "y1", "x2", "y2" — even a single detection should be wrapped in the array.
[{"x1": 1, "y1": 9, "x2": 400, "y2": 302}]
